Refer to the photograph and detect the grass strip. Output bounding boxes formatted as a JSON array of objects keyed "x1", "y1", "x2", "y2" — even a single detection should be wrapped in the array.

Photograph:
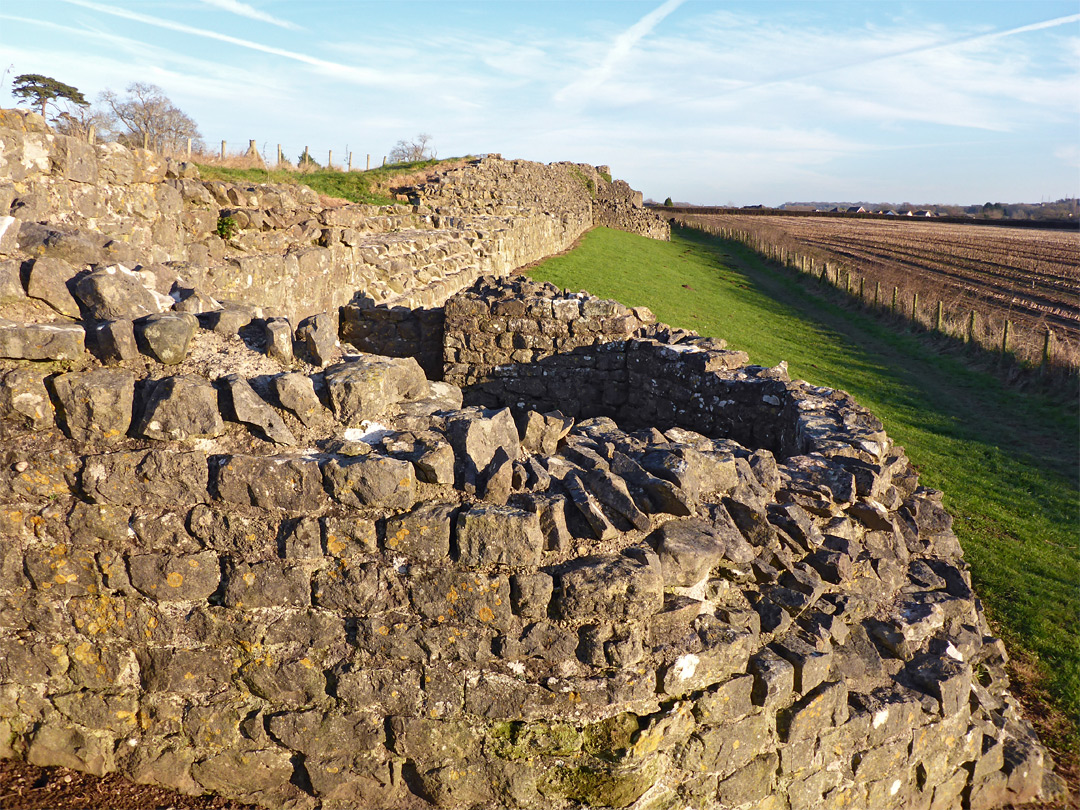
[
  {"x1": 528, "y1": 225, "x2": 1079, "y2": 751},
  {"x1": 194, "y1": 157, "x2": 459, "y2": 206}
]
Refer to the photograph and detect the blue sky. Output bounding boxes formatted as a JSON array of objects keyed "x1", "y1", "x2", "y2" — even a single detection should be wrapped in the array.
[{"x1": 2, "y1": 1, "x2": 1078, "y2": 206}]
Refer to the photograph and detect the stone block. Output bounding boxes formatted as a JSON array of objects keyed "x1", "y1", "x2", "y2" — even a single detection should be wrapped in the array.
[
  {"x1": 221, "y1": 374, "x2": 295, "y2": 445},
  {"x1": 0, "y1": 319, "x2": 85, "y2": 360},
  {"x1": 223, "y1": 560, "x2": 310, "y2": 608},
  {"x1": 324, "y1": 354, "x2": 427, "y2": 424},
  {"x1": 323, "y1": 454, "x2": 416, "y2": 510},
  {"x1": 134, "y1": 375, "x2": 223, "y2": 441},
  {"x1": 456, "y1": 503, "x2": 543, "y2": 568},
  {"x1": 214, "y1": 454, "x2": 325, "y2": 512},
  {"x1": 556, "y1": 551, "x2": 663, "y2": 622},
  {"x1": 780, "y1": 681, "x2": 849, "y2": 743},
  {"x1": 410, "y1": 569, "x2": 512, "y2": 629},
  {"x1": 88, "y1": 319, "x2": 139, "y2": 363},
  {"x1": 128, "y1": 550, "x2": 220, "y2": 602},
  {"x1": 81, "y1": 449, "x2": 209, "y2": 507},
  {"x1": 134, "y1": 312, "x2": 197, "y2": 365},
  {"x1": 52, "y1": 368, "x2": 134, "y2": 443},
  {"x1": 0, "y1": 367, "x2": 55, "y2": 431},
  {"x1": 75, "y1": 267, "x2": 160, "y2": 320},
  {"x1": 384, "y1": 502, "x2": 455, "y2": 562},
  {"x1": 25, "y1": 257, "x2": 81, "y2": 317}
]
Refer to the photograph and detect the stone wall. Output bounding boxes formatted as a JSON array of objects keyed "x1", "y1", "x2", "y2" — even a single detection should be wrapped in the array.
[
  {"x1": 0, "y1": 272, "x2": 1061, "y2": 810},
  {"x1": 1, "y1": 109, "x2": 667, "y2": 334}
]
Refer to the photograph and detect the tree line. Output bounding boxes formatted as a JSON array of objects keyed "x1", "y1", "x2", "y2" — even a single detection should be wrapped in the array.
[{"x1": 9, "y1": 73, "x2": 439, "y2": 167}]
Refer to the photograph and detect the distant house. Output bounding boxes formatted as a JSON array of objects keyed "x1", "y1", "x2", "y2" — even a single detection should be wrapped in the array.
[
  {"x1": 913, "y1": 210, "x2": 933, "y2": 217},
  {"x1": 883, "y1": 210, "x2": 898, "y2": 216},
  {"x1": 846, "y1": 205, "x2": 867, "y2": 213}
]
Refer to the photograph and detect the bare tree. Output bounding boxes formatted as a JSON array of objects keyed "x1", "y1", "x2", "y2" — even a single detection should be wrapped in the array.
[
  {"x1": 388, "y1": 133, "x2": 436, "y2": 164},
  {"x1": 99, "y1": 82, "x2": 204, "y2": 155},
  {"x1": 53, "y1": 105, "x2": 112, "y2": 141}
]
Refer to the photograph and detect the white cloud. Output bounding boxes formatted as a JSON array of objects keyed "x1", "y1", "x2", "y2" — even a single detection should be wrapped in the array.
[
  {"x1": 196, "y1": 0, "x2": 302, "y2": 31},
  {"x1": 554, "y1": 0, "x2": 686, "y2": 106}
]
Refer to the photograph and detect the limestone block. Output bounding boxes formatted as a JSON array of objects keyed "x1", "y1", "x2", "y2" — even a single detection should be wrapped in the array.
[
  {"x1": 81, "y1": 449, "x2": 209, "y2": 507},
  {"x1": 271, "y1": 372, "x2": 328, "y2": 427},
  {"x1": 263, "y1": 317, "x2": 293, "y2": 363},
  {"x1": 384, "y1": 502, "x2": 455, "y2": 562},
  {"x1": 134, "y1": 375, "x2": 223, "y2": 441},
  {"x1": 221, "y1": 374, "x2": 295, "y2": 445},
  {"x1": 134, "y1": 313, "x2": 197, "y2": 365},
  {"x1": 324, "y1": 354, "x2": 427, "y2": 425},
  {"x1": 24, "y1": 257, "x2": 80, "y2": 317},
  {"x1": 409, "y1": 568, "x2": 512, "y2": 630},
  {"x1": 649, "y1": 518, "x2": 727, "y2": 587},
  {"x1": 455, "y1": 504, "x2": 543, "y2": 568},
  {"x1": 445, "y1": 406, "x2": 519, "y2": 488},
  {"x1": 556, "y1": 551, "x2": 663, "y2": 622},
  {"x1": 51, "y1": 134, "x2": 98, "y2": 183},
  {"x1": 75, "y1": 267, "x2": 160, "y2": 320},
  {"x1": 222, "y1": 560, "x2": 310, "y2": 608},
  {"x1": 323, "y1": 454, "x2": 416, "y2": 511},
  {"x1": 128, "y1": 550, "x2": 220, "y2": 602},
  {"x1": 88, "y1": 319, "x2": 139, "y2": 363},
  {"x1": 295, "y1": 311, "x2": 337, "y2": 366},
  {"x1": 0, "y1": 367, "x2": 55, "y2": 431},
  {"x1": 321, "y1": 514, "x2": 377, "y2": 558},
  {"x1": 214, "y1": 454, "x2": 325, "y2": 512},
  {"x1": 0, "y1": 259, "x2": 24, "y2": 301},
  {"x1": 95, "y1": 141, "x2": 135, "y2": 184},
  {"x1": 0, "y1": 319, "x2": 85, "y2": 360},
  {"x1": 19, "y1": 223, "x2": 105, "y2": 266},
  {"x1": 52, "y1": 368, "x2": 135, "y2": 443}
]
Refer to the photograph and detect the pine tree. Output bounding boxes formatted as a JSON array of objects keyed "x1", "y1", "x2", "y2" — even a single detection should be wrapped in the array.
[{"x1": 11, "y1": 74, "x2": 88, "y2": 119}]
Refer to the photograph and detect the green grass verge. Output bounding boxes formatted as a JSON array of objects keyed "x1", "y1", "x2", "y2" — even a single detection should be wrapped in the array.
[
  {"x1": 530, "y1": 225, "x2": 1080, "y2": 748},
  {"x1": 194, "y1": 157, "x2": 462, "y2": 206}
]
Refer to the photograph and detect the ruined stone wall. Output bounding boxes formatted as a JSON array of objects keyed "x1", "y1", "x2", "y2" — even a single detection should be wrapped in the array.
[
  {"x1": 0, "y1": 274, "x2": 1059, "y2": 810},
  {"x1": 444, "y1": 278, "x2": 801, "y2": 455},
  {"x1": 1, "y1": 109, "x2": 665, "y2": 333}
]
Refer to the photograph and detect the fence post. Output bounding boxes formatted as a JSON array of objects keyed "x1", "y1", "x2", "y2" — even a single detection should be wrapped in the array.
[
  {"x1": 143, "y1": 132, "x2": 149, "y2": 150},
  {"x1": 912, "y1": 292, "x2": 919, "y2": 323},
  {"x1": 859, "y1": 277, "x2": 864, "y2": 301},
  {"x1": 934, "y1": 301, "x2": 943, "y2": 332},
  {"x1": 328, "y1": 149, "x2": 333, "y2": 169},
  {"x1": 348, "y1": 152, "x2": 352, "y2": 171},
  {"x1": 967, "y1": 311, "x2": 976, "y2": 343},
  {"x1": 891, "y1": 286, "x2": 898, "y2": 313},
  {"x1": 366, "y1": 154, "x2": 371, "y2": 170},
  {"x1": 382, "y1": 156, "x2": 387, "y2": 167},
  {"x1": 303, "y1": 146, "x2": 310, "y2": 167},
  {"x1": 88, "y1": 125, "x2": 96, "y2": 145},
  {"x1": 277, "y1": 144, "x2": 283, "y2": 166},
  {"x1": 1001, "y1": 320, "x2": 1011, "y2": 355},
  {"x1": 1041, "y1": 328, "x2": 1052, "y2": 370},
  {"x1": 874, "y1": 280, "x2": 880, "y2": 308},
  {"x1": 220, "y1": 140, "x2": 226, "y2": 159}
]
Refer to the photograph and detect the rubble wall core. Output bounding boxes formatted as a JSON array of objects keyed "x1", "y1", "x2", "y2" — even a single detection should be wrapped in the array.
[{"x1": 0, "y1": 107, "x2": 1066, "y2": 809}]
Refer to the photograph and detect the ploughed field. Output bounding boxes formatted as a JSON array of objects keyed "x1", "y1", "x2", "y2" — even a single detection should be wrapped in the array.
[{"x1": 677, "y1": 214, "x2": 1080, "y2": 365}]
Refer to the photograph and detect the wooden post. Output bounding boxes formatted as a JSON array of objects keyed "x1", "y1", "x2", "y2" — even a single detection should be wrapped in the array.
[
  {"x1": 366, "y1": 153, "x2": 371, "y2": 170},
  {"x1": 348, "y1": 152, "x2": 352, "y2": 171},
  {"x1": 859, "y1": 277, "x2": 864, "y2": 301},
  {"x1": 1041, "y1": 328, "x2": 1052, "y2": 369},
  {"x1": 88, "y1": 125, "x2": 96, "y2": 145},
  {"x1": 967, "y1": 311, "x2": 976, "y2": 343},
  {"x1": 891, "y1": 287, "x2": 898, "y2": 313},
  {"x1": 934, "y1": 301, "x2": 943, "y2": 332},
  {"x1": 874, "y1": 280, "x2": 880, "y2": 308},
  {"x1": 303, "y1": 146, "x2": 310, "y2": 167},
  {"x1": 248, "y1": 139, "x2": 257, "y2": 155},
  {"x1": 277, "y1": 144, "x2": 283, "y2": 166},
  {"x1": 143, "y1": 132, "x2": 149, "y2": 150},
  {"x1": 1001, "y1": 320, "x2": 1011, "y2": 355},
  {"x1": 912, "y1": 292, "x2": 919, "y2": 323},
  {"x1": 220, "y1": 139, "x2": 226, "y2": 159},
  {"x1": 328, "y1": 149, "x2": 333, "y2": 169},
  {"x1": 382, "y1": 156, "x2": 386, "y2": 167}
]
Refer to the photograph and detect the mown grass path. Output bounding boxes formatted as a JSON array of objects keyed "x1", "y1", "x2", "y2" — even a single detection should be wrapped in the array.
[{"x1": 528, "y1": 225, "x2": 1079, "y2": 753}]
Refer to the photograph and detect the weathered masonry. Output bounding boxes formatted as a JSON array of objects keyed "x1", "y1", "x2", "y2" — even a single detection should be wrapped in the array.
[{"x1": 0, "y1": 108, "x2": 1066, "y2": 809}]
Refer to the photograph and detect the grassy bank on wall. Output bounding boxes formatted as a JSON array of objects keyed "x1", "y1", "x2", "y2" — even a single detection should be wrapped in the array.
[{"x1": 528, "y1": 225, "x2": 1079, "y2": 752}]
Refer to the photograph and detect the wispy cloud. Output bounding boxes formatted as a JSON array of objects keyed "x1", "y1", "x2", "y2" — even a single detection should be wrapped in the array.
[
  {"x1": 57, "y1": 0, "x2": 389, "y2": 85},
  {"x1": 196, "y1": 0, "x2": 302, "y2": 31},
  {"x1": 554, "y1": 0, "x2": 685, "y2": 105}
]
